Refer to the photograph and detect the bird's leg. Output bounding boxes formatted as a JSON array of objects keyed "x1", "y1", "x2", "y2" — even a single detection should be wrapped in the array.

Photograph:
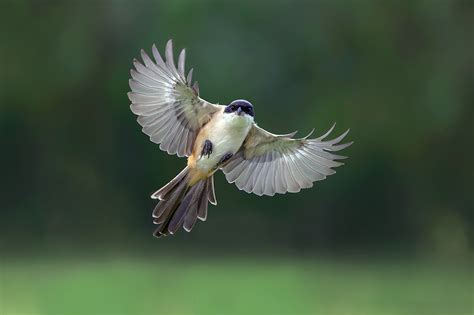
[
  {"x1": 210, "y1": 152, "x2": 234, "y2": 172},
  {"x1": 200, "y1": 140, "x2": 213, "y2": 159},
  {"x1": 217, "y1": 152, "x2": 233, "y2": 167}
]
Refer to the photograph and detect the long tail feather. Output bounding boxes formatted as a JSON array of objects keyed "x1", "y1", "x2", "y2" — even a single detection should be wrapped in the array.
[
  {"x1": 208, "y1": 175, "x2": 217, "y2": 205},
  {"x1": 198, "y1": 178, "x2": 213, "y2": 221},
  {"x1": 152, "y1": 169, "x2": 215, "y2": 237},
  {"x1": 168, "y1": 181, "x2": 204, "y2": 234},
  {"x1": 151, "y1": 166, "x2": 189, "y2": 200},
  {"x1": 185, "y1": 181, "x2": 209, "y2": 230}
]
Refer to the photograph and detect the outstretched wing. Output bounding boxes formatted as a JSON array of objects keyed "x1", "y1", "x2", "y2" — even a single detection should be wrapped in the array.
[
  {"x1": 128, "y1": 40, "x2": 222, "y2": 157},
  {"x1": 222, "y1": 124, "x2": 352, "y2": 196}
]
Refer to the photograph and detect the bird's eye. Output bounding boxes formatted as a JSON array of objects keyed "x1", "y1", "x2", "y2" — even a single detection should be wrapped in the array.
[
  {"x1": 225, "y1": 105, "x2": 235, "y2": 113},
  {"x1": 245, "y1": 107, "x2": 254, "y2": 116}
]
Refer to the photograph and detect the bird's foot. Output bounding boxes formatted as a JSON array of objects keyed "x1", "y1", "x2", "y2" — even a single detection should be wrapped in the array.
[
  {"x1": 200, "y1": 140, "x2": 213, "y2": 159},
  {"x1": 219, "y1": 152, "x2": 233, "y2": 166},
  {"x1": 211, "y1": 153, "x2": 234, "y2": 172}
]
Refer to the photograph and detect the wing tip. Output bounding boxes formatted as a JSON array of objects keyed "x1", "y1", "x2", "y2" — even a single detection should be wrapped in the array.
[
  {"x1": 186, "y1": 68, "x2": 194, "y2": 86},
  {"x1": 314, "y1": 122, "x2": 336, "y2": 141},
  {"x1": 303, "y1": 128, "x2": 315, "y2": 139}
]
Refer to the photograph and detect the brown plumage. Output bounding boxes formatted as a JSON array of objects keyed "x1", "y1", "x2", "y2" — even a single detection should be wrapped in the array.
[
  {"x1": 128, "y1": 39, "x2": 352, "y2": 238},
  {"x1": 151, "y1": 168, "x2": 215, "y2": 237}
]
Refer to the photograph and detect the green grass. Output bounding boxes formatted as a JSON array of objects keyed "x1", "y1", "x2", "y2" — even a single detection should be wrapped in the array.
[{"x1": 1, "y1": 256, "x2": 472, "y2": 315}]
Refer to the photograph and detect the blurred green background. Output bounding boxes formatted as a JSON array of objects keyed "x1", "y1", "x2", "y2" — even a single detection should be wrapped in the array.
[{"x1": 1, "y1": 1, "x2": 473, "y2": 314}]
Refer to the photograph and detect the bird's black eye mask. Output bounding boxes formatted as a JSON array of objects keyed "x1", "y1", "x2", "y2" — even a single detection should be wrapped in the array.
[{"x1": 224, "y1": 100, "x2": 255, "y2": 117}]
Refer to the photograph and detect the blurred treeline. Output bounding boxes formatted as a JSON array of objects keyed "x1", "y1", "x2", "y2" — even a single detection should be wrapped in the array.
[{"x1": 1, "y1": 0, "x2": 472, "y2": 258}]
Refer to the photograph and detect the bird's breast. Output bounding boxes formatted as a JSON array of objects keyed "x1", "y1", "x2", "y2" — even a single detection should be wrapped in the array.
[{"x1": 191, "y1": 112, "x2": 253, "y2": 173}]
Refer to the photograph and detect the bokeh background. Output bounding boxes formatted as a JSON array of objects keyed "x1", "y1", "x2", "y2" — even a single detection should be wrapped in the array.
[{"x1": 1, "y1": 1, "x2": 473, "y2": 314}]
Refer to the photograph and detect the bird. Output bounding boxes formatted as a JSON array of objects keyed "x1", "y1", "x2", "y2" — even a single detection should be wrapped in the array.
[{"x1": 128, "y1": 39, "x2": 353, "y2": 238}]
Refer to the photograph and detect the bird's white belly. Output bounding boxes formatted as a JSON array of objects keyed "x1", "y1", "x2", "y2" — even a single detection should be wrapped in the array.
[{"x1": 196, "y1": 114, "x2": 252, "y2": 172}]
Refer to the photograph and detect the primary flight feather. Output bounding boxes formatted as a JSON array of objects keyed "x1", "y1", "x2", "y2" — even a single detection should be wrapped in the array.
[{"x1": 128, "y1": 39, "x2": 352, "y2": 237}]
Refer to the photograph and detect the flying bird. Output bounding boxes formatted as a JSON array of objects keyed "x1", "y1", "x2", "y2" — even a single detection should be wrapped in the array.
[{"x1": 128, "y1": 40, "x2": 352, "y2": 237}]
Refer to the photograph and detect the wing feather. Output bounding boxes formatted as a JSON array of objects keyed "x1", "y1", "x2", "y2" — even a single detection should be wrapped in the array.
[
  {"x1": 178, "y1": 49, "x2": 186, "y2": 78},
  {"x1": 186, "y1": 68, "x2": 194, "y2": 85},
  {"x1": 254, "y1": 155, "x2": 271, "y2": 196},
  {"x1": 222, "y1": 124, "x2": 352, "y2": 196},
  {"x1": 287, "y1": 148, "x2": 313, "y2": 189},
  {"x1": 249, "y1": 155, "x2": 266, "y2": 194},
  {"x1": 268, "y1": 150, "x2": 278, "y2": 195},
  {"x1": 283, "y1": 154, "x2": 300, "y2": 193},
  {"x1": 165, "y1": 41, "x2": 178, "y2": 77},
  {"x1": 129, "y1": 40, "x2": 223, "y2": 157},
  {"x1": 273, "y1": 151, "x2": 288, "y2": 194}
]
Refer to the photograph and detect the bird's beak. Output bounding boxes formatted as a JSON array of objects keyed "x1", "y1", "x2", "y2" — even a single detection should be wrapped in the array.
[{"x1": 237, "y1": 107, "x2": 243, "y2": 115}]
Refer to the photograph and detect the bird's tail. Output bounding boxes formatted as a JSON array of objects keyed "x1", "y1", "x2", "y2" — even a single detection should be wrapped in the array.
[{"x1": 150, "y1": 166, "x2": 216, "y2": 237}]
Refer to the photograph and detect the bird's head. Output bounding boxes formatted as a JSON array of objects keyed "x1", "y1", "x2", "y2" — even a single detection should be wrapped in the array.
[{"x1": 224, "y1": 99, "x2": 255, "y2": 118}]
